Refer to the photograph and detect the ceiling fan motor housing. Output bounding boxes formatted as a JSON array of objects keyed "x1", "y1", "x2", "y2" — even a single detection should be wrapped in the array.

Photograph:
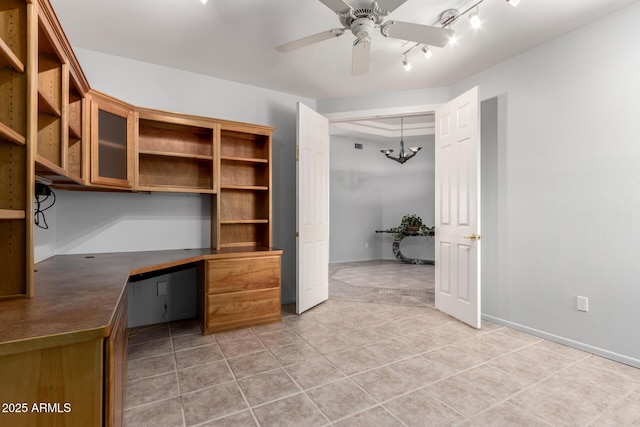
[{"x1": 350, "y1": 17, "x2": 375, "y2": 39}]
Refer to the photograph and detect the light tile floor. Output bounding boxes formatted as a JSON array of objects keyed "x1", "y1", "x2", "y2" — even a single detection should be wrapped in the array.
[
  {"x1": 124, "y1": 262, "x2": 640, "y2": 426},
  {"x1": 329, "y1": 261, "x2": 434, "y2": 306}
]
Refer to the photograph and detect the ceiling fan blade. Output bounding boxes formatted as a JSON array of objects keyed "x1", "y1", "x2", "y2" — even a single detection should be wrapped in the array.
[
  {"x1": 317, "y1": 0, "x2": 352, "y2": 14},
  {"x1": 276, "y1": 28, "x2": 345, "y2": 53},
  {"x1": 352, "y1": 38, "x2": 370, "y2": 76},
  {"x1": 381, "y1": 20, "x2": 454, "y2": 48},
  {"x1": 375, "y1": 0, "x2": 408, "y2": 14}
]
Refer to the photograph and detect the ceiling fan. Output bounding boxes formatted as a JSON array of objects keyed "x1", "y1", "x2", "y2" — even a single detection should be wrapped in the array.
[{"x1": 275, "y1": 0, "x2": 454, "y2": 76}]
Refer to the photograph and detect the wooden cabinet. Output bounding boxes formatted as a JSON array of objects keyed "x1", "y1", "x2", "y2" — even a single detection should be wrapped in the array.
[
  {"x1": 89, "y1": 90, "x2": 135, "y2": 189},
  {"x1": 201, "y1": 253, "x2": 282, "y2": 334},
  {"x1": 0, "y1": 338, "x2": 104, "y2": 426},
  {"x1": 105, "y1": 292, "x2": 128, "y2": 427},
  {"x1": 33, "y1": 0, "x2": 89, "y2": 188},
  {"x1": 0, "y1": 0, "x2": 32, "y2": 298},
  {"x1": 216, "y1": 123, "x2": 273, "y2": 249},
  {"x1": 0, "y1": 292, "x2": 128, "y2": 427},
  {"x1": 135, "y1": 108, "x2": 217, "y2": 193}
]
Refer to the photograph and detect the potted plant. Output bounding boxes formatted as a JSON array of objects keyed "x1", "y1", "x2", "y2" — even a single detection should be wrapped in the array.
[{"x1": 390, "y1": 214, "x2": 434, "y2": 240}]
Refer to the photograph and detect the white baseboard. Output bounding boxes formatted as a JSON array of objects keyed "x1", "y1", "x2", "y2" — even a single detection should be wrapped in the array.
[{"x1": 482, "y1": 314, "x2": 640, "y2": 369}]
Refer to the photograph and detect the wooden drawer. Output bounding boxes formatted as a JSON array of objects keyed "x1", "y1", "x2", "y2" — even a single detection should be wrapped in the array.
[
  {"x1": 206, "y1": 288, "x2": 281, "y2": 333},
  {"x1": 206, "y1": 256, "x2": 280, "y2": 294}
]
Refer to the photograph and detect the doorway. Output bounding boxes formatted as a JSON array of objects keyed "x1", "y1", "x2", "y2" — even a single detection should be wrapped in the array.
[{"x1": 297, "y1": 88, "x2": 485, "y2": 327}]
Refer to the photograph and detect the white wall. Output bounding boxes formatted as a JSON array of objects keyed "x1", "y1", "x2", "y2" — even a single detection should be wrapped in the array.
[
  {"x1": 330, "y1": 137, "x2": 384, "y2": 262},
  {"x1": 453, "y1": 2, "x2": 640, "y2": 366},
  {"x1": 54, "y1": 191, "x2": 210, "y2": 254}
]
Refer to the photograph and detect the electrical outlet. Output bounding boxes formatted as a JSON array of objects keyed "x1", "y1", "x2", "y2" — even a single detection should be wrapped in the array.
[
  {"x1": 576, "y1": 296, "x2": 589, "y2": 312},
  {"x1": 157, "y1": 281, "x2": 168, "y2": 296}
]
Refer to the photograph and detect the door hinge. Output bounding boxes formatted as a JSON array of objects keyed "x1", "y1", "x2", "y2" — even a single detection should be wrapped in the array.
[{"x1": 296, "y1": 145, "x2": 299, "y2": 161}]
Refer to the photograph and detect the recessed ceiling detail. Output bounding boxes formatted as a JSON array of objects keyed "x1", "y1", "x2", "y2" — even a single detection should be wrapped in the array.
[{"x1": 330, "y1": 114, "x2": 434, "y2": 143}]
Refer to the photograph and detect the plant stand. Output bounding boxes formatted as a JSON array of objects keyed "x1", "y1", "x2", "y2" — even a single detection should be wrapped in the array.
[{"x1": 376, "y1": 230, "x2": 435, "y2": 265}]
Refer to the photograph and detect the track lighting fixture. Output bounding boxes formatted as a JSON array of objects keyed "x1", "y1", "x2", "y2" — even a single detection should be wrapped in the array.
[
  {"x1": 398, "y1": 0, "x2": 520, "y2": 73},
  {"x1": 402, "y1": 56, "x2": 412, "y2": 71},
  {"x1": 200, "y1": 0, "x2": 208, "y2": 4}
]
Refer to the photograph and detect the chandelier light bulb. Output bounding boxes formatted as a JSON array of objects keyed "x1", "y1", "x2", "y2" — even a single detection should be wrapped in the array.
[{"x1": 421, "y1": 46, "x2": 433, "y2": 59}]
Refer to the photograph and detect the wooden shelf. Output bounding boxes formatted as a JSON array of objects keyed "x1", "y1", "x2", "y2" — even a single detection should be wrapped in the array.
[
  {"x1": 220, "y1": 219, "x2": 269, "y2": 224},
  {"x1": 0, "y1": 121, "x2": 25, "y2": 145},
  {"x1": 136, "y1": 185, "x2": 216, "y2": 194},
  {"x1": 220, "y1": 185, "x2": 268, "y2": 191},
  {"x1": 68, "y1": 121, "x2": 81, "y2": 139},
  {"x1": 139, "y1": 149, "x2": 213, "y2": 161},
  {"x1": 0, "y1": 37, "x2": 24, "y2": 73},
  {"x1": 35, "y1": 155, "x2": 66, "y2": 176},
  {"x1": 38, "y1": 88, "x2": 62, "y2": 117},
  {"x1": 0, "y1": 209, "x2": 25, "y2": 220},
  {"x1": 220, "y1": 155, "x2": 268, "y2": 164}
]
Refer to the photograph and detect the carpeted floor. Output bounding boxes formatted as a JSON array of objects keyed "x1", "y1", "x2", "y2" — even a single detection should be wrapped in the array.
[{"x1": 329, "y1": 260, "x2": 435, "y2": 307}]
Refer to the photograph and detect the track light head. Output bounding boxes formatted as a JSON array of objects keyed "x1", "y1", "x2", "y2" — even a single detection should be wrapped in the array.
[
  {"x1": 421, "y1": 46, "x2": 433, "y2": 59},
  {"x1": 200, "y1": 0, "x2": 208, "y2": 4},
  {"x1": 402, "y1": 56, "x2": 412, "y2": 71},
  {"x1": 506, "y1": 0, "x2": 520, "y2": 7},
  {"x1": 469, "y1": 10, "x2": 481, "y2": 29}
]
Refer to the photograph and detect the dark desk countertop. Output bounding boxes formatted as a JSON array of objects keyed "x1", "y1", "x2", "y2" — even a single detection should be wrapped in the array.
[{"x1": 0, "y1": 247, "x2": 282, "y2": 355}]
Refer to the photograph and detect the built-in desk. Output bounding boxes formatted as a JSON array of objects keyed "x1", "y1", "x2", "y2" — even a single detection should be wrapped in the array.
[{"x1": 0, "y1": 247, "x2": 282, "y2": 427}]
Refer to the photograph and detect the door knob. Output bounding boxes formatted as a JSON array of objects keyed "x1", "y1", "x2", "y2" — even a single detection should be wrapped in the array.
[{"x1": 463, "y1": 234, "x2": 480, "y2": 241}]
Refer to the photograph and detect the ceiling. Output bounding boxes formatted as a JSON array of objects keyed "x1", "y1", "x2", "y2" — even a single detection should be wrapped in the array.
[
  {"x1": 49, "y1": 0, "x2": 638, "y2": 102},
  {"x1": 330, "y1": 114, "x2": 435, "y2": 144}
]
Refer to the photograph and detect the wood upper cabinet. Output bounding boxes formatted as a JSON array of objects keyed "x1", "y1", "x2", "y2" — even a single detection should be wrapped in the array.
[
  {"x1": 34, "y1": 1, "x2": 89, "y2": 187},
  {"x1": 89, "y1": 90, "x2": 134, "y2": 189},
  {"x1": 135, "y1": 108, "x2": 217, "y2": 194}
]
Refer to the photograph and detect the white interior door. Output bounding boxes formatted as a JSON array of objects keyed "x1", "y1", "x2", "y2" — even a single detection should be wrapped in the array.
[
  {"x1": 296, "y1": 102, "x2": 330, "y2": 314},
  {"x1": 435, "y1": 87, "x2": 481, "y2": 328}
]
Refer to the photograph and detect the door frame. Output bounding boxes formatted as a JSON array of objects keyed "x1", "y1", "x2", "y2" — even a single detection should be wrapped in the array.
[{"x1": 323, "y1": 102, "x2": 479, "y2": 315}]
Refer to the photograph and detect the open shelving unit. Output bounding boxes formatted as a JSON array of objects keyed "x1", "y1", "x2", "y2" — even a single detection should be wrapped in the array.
[
  {"x1": 136, "y1": 111, "x2": 216, "y2": 193},
  {"x1": 65, "y1": 77, "x2": 84, "y2": 181},
  {"x1": 35, "y1": 17, "x2": 65, "y2": 175},
  {"x1": 0, "y1": 0, "x2": 31, "y2": 299},
  {"x1": 217, "y1": 126, "x2": 272, "y2": 248}
]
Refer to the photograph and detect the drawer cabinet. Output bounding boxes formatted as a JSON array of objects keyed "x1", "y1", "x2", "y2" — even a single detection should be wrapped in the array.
[{"x1": 201, "y1": 253, "x2": 281, "y2": 334}]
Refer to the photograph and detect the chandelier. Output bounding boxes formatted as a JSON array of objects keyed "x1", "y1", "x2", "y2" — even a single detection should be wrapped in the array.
[{"x1": 380, "y1": 117, "x2": 422, "y2": 164}]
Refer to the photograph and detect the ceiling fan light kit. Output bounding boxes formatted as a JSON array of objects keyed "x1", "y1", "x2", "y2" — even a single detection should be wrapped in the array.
[{"x1": 276, "y1": 0, "x2": 520, "y2": 75}]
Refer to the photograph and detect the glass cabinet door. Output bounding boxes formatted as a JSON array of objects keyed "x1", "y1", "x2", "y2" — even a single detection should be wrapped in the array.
[{"x1": 89, "y1": 91, "x2": 134, "y2": 188}]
